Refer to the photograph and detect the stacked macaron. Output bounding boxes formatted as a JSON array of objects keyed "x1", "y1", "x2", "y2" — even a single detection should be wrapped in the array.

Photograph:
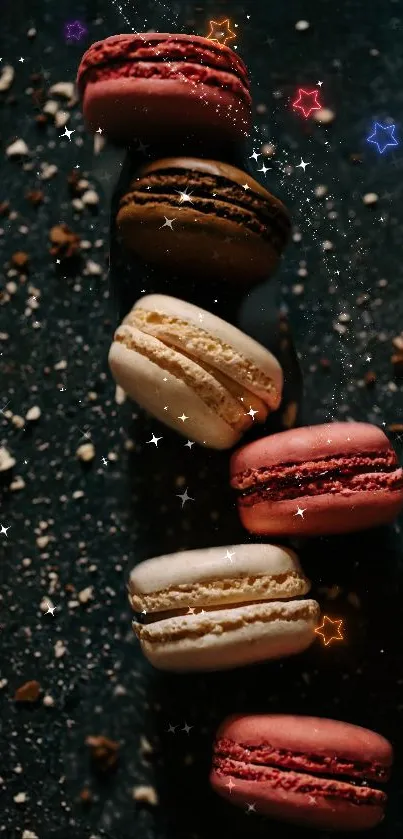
[{"x1": 78, "y1": 31, "x2": 401, "y2": 833}]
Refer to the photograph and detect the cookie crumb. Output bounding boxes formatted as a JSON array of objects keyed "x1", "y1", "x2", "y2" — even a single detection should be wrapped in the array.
[
  {"x1": 14, "y1": 680, "x2": 41, "y2": 703},
  {"x1": 132, "y1": 785, "x2": 158, "y2": 806},
  {"x1": 86, "y1": 735, "x2": 119, "y2": 774}
]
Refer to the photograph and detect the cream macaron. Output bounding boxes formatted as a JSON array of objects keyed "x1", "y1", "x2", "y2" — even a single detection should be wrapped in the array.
[
  {"x1": 108, "y1": 294, "x2": 283, "y2": 449},
  {"x1": 129, "y1": 544, "x2": 320, "y2": 672}
]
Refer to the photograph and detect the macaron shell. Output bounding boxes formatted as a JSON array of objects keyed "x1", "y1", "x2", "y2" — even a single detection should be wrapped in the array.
[
  {"x1": 215, "y1": 714, "x2": 393, "y2": 766},
  {"x1": 82, "y1": 79, "x2": 251, "y2": 143},
  {"x1": 108, "y1": 338, "x2": 241, "y2": 449},
  {"x1": 116, "y1": 198, "x2": 281, "y2": 283},
  {"x1": 135, "y1": 600, "x2": 319, "y2": 671},
  {"x1": 237, "y1": 487, "x2": 403, "y2": 536},
  {"x1": 231, "y1": 422, "x2": 394, "y2": 474},
  {"x1": 133, "y1": 294, "x2": 283, "y2": 406},
  {"x1": 210, "y1": 771, "x2": 384, "y2": 831}
]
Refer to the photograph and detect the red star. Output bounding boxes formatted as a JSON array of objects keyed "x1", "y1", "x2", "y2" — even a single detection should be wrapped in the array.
[{"x1": 292, "y1": 88, "x2": 322, "y2": 118}]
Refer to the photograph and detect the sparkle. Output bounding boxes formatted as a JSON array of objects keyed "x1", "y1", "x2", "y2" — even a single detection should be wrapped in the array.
[
  {"x1": 161, "y1": 216, "x2": 176, "y2": 229},
  {"x1": 146, "y1": 434, "x2": 163, "y2": 447},
  {"x1": 167, "y1": 724, "x2": 177, "y2": 734},
  {"x1": 296, "y1": 158, "x2": 310, "y2": 171},
  {"x1": 249, "y1": 151, "x2": 260, "y2": 162},
  {"x1": 102, "y1": 457, "x2": 108, "y2": 466},
  {"x1": 19, "y1": 57, "x2": 25, "y2": 63},
  {"x1": 135, "y1": 139, "x2": 149, "y2": 154},
  {"x1": 60, "y1": 126, "x2": 75, "y2": 142},
  {"x1": 176, "y1": 488, "x2": 194, "y2": 507},
  {"x1": 206, "y1": 19, "x2": 236, "y2": 45},
  {"x1": 177, "y1": 189, "x2": 193, "y2": 203},
  {"x1": 0, "y1": 401, "x2": 10, "y2": 414},
  {"x1": 187, "y1": 607, "x2": 196, "y2": 614},
  {"x1": 78, "y1": 427, "x2": 92, "y2": 441},
  {"x1": 246, "y1": 803, "x2": 256, "y2": 813},
  {"x1": 294, "y1": 506, "x2": 306, "y2": 518},
  {"x1": 246, "y1": 407, "x2": 258, "y2": 419},
  {"x1": 44, "y1": 601, "x2": 56, "y2": 616},
  {"x1": 178, "y1": 413, "x2": 189, "y2": 422},
  {"x1": 292, "y1": 88, "x2": 322, "y2": 118},
  {"x1": 226, "y1": 778, "x2": 235, "y2": 792},
  {"x1": 242, "y1": 183, "x2": 250, "y2": 190},
  {"x1": 315, "y1": 616, "x2": 344, "y2": 646},
  {"x1": 96, "y1": 127, "x2": 103, "y2": 134},
  {"x1": 182, "y1": 722, "x2": 193, "y2": 734},
  {"x1": 184, "y1": 440, "x2": 195, "y2": 449},
  {"x1": 0, "y1": 524, "x2": 10, "y2": 537},
  {"x1": 317, "y1": 80, "x2": 323, "y2": 86},
  {"x1": 367, "y1": 122, "x2": 399, "y2": 154},
  {"x1": 258, "y1": 164, "x2": 270, "y2": 174},
  {"x1": 225, "y1": 549, "x2": 235, "y2": 563},
  {"x1": 64, "y1": 20, "x2": 87, "y2": 42}
]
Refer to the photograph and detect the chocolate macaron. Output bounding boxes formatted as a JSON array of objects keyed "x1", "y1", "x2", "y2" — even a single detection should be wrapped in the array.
[{"x1": 116, "y1": 157, "x2": 291, "y2": 284}]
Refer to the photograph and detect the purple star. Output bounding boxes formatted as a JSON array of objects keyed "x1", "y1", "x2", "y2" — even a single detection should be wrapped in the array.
[
  {"x1": 64, "y1": 20, "x2": 88, "y2": 43},
  {"x1": 366, "y1": 122, "x2": 399, "y2": 154}
]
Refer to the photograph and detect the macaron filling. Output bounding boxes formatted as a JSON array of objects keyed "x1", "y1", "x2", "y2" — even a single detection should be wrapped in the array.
[
  {"x1": 213, "y1": 739, "x2": 388, "y2": 806},
  {"x1": 78, "y1": 36, "x2": 251, "y2": 100},
  {"x1": 232, "y1": 450, "x2": 403, "y2": 504},
  {"x1": 125, "y1": 307, "x2": 280, "y2": 409},
  {"x1": 119, "y1": 170, "x2": 290, "y2": 247}
]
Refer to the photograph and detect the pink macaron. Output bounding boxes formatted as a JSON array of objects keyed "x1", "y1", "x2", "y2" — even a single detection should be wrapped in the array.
[
  {"x1": 77, "y1": 33, "x2": 251, "y2": 144},
  {"x1": 230, "y1": 422, "x2": 403, "y2": 536},
  {"x1": 210, "y1": 714, "x2": 393, "y2": 831}
]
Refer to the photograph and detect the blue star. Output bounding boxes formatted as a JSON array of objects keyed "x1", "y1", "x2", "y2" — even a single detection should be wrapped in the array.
[{"x1": 366, "y1": 122, "x2": 399, "y2": 154}]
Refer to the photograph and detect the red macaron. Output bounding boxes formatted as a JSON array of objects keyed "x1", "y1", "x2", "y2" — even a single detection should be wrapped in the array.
[
  {"x1": 230, "y1": 422, "x2": 403, "y2": 536},
  {"x1": 77, "y1": 33, "x2": 251, "y2": 144},
  {"x1": 210, "y1": 714, "x2": 393, "y2": 831}
]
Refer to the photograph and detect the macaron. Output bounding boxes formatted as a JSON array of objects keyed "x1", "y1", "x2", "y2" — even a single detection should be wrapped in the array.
[
  {"x1": 129, "y1": 544, "x2": 319, "y2": 672},
  {"x1": 210, "y1": 714, "x2": 393, "y2": 831},
  {"x1": 115, "y1": 158, "x2": 291, "y2": 283},
  {"x1": 231, "y1": 422, "x2": 403, "y2": 535},
  {"x1": 77, "y1": 33, "x2": 251, "y2": 144},
  {"x1": 108, "y1": 294, "x2": 283, "y2": 449}
]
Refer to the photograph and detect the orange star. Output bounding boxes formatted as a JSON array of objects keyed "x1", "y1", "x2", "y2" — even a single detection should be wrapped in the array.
[
  {"x1": 206, "y1": 19, "x2": 236, "y2": 46},
  {"x1": 315, "y1": 616, "x2": 344, "y2": 646}
]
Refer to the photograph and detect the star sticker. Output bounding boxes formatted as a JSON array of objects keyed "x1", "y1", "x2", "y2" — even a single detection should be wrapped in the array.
[
  {"x1": 292, "y1": 88, "x2": 322, "y2": 118},
  {"x1": 167, "y1": 724, "x2": 177, "y2": 734},
  {"x1": 296, "y1": 159, "x2": 310, "y2": 171},
  {"x1": 177, "y1": 189, "x2": 193, "y2": 203},
  {"x1": 367, "y1": 122, "x2": 399, "y2": 154},
  {"x1": 64, "y1": 20, "x2": 88, "y2": 42},
  {"x1": 60, "y1": 126, "x2": 75, "y2": 142},
  {"x1": 294, "y1": 506, "x2": 306, "y2": 518},
  {"x1": 0, "y1": 524, "x2": 10, "y2": 536},
  {"x1": 44, "y1": 602, "x2": 56, "y2": 616},
  {"x1": 182, "y1": 722, "x2": 193, "y2": 734},
  {"x1": 146, "y1": 434, "x2": 162, "y2": 447},
  {"x1": 184, "y1": 440, "x2": 195, "y2": 449},
  {"x1": 258, "y1": 164, "x2": 270, "y2": 174},
  {"x1": 315, "y1": 616, "x2": 344, "y2": 646},
  {"x1": 176, "y1": 488, "x2": 194, "y2": 507},
  {"x1": 206, "y1": 19, "x2": 236, "y2": 45},
  {"x1": 225, "y1": 549, "x2": 235, "y2": 563},
  {"x1": 161, "y1": 216, "x2": 176, "y2": 229},
  {"x1": 249, "y1": 151, "x2": 261, "y2": 162},
  {"x1": 226, "y1": 778, "x2": 235, "y2": 792},
  {"x1": 246, "y1": 407, "x2": 258, "y2": 419},
  {"x1": 178, "y1": 413, "x2": 188, "y2": 422}
]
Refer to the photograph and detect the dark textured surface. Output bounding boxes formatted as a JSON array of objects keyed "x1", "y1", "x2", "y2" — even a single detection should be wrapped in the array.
[{"x1": 1, "y1": 1, "x2": 403, "y2": 838}]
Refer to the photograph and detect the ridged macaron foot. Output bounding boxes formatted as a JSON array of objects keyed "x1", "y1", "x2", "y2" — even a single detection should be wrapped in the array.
[
  {"x1": 77, "y1": 33, "x2": 251, "y2": 144},
  {"x1": 210, "y1": 714, "x2": 393, "y2": 831},
  {"x1": 231, "y1": 422, "x2": 403, "y2": 535},
  {"x1": 116, "y1": 158, "x2": 291, "y2": 284},
  {"x1": 108, "y1": 294, "x2": 283, "y2": 449},
  {"x1": 129, "y1": 543, "x2": 319, "y2": 671}
]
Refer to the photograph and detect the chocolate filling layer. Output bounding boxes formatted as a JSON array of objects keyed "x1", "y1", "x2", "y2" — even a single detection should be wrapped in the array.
[
  {"x1": 232, "y1": 451, "x2": 403, "y2": 503},
  {"x1": 119, "y1": 171, "x2": 290, "y2": 247}
]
